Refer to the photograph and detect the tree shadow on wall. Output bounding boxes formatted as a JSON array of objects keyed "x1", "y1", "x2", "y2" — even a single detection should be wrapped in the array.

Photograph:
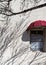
[{"x1": 22, "y1": 31, "x2": 30, "y2": 42}]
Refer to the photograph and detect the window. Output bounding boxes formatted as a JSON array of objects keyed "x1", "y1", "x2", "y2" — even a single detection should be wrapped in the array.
[{"x1": 30, "y1": 30, "x2": 43, "y2": 51}]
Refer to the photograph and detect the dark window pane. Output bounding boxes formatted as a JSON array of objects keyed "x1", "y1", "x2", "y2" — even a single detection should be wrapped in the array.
[
  {"x1": 30, "y1": 30, "x2": 43, "y2": 51},
  {"x1": 30, "y1": 34, "x2": 43, "y2": 42}
]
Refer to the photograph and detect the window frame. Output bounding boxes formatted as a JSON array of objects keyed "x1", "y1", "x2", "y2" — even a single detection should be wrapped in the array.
[{"x1": 30, "y1": 28, "x2": 44, "y2": 51}]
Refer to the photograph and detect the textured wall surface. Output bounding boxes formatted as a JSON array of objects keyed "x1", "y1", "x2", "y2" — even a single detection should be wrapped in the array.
[{"x1": 0, "y1": 0, "x2": 46, "y2": 65}]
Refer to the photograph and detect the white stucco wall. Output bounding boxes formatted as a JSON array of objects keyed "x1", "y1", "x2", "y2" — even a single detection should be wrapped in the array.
[{"x1": 0, "y1": 0, "x2": 46, "y2": 65}]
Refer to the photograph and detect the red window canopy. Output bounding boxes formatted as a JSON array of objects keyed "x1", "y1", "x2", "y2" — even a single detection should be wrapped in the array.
[{"x1": 28, "y1": 20, "x2": 46, "y2": 29}]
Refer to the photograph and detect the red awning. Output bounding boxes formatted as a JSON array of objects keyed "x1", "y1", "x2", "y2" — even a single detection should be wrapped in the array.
[{"x1": 28, "y1": 20, "x2": 46, "y2": 29}]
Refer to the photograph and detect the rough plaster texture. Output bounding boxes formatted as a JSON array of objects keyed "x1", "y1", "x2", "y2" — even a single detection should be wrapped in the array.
[{"x1": 0, "y1": 0, "x2": 46, "y2": 65}]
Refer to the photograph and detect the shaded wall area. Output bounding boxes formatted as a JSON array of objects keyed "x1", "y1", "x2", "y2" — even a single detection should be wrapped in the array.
[{"x1": 43, "y1": 29, "x2": 46, "y2": 52}]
